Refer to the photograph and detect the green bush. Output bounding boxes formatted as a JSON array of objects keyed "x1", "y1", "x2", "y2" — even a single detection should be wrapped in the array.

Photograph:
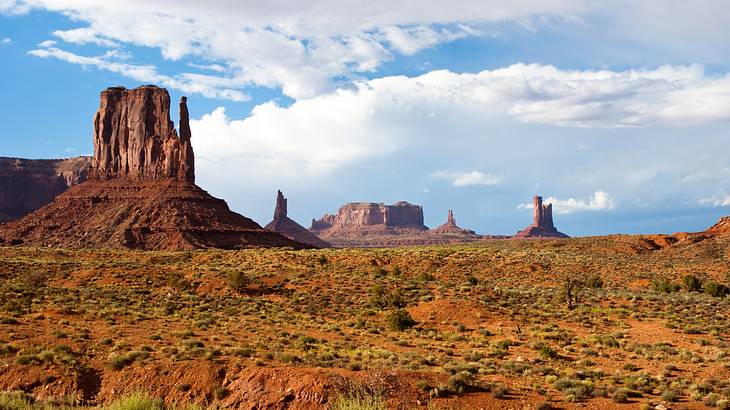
[
  {"x1": 682, "y1": 275, "x2": 703, "y2": 292},
  {"x1": 651, "y1": 278, "x2": 680, "y2": 293},
  {"x1": 447, "y1": 371, "x2": 475, "y2": 393},
  {"x1": 704, "y1": 281, "x2": 729, "y2": 298},
  {"x1": 387, "y1": 309, "x2": 416, "y2": 331}
]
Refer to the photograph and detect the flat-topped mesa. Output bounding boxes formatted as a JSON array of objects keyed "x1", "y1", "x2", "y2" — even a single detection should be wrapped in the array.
[
  {"x1": 515, "y1": 195, "x2": 569, "y2": 238},
  {"x1": 310, "y1": 201, "x2": 428, "y2": 236},
  {"x1": 89, "y1": 86, "x2": 195, "y2": 182}
]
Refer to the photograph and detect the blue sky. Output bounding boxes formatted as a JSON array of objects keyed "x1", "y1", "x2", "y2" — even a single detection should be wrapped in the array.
[{"x1": 1, "y1": 1, "x2": 729, "y2": 236}]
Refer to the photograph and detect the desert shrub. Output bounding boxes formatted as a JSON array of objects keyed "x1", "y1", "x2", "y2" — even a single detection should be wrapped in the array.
[
  {"x1": 682, "y1": 275, "x2": 703, "y2": 292},
  {"x1": 0, "y1": 391, "x2": 38, "y2": 410},
  {"x1": 369, "y1": 285, "x2": 405, "y2": 309},
  {"x1": 612, "y1": 388, "x2": 631, "y2": 403},
  {"x1": 661, "y1": 389, "x2": 680, "y2": 402},
  {"x1": 704, "y1": 281, "x2": 729, "y2": 298},
  {"x1": 386, "y1": 309, "x2": 416, "y2": 331},
  {"x1": 317, "y1": 255, "x2": 328, "y2": 266},
  {"x1": 104, "y1": 392, "x2": 163, "y2": 410},
  {"x1": 447, "y1": 371, "x2": 475, "y2": 393},
  {"x1": 466, "y1": 276, "x2": 478, "y2": 286},
  {"x1": 652, "y1": 278, "x2": 680, "y2": 294},
  {"x1": 108, "y1": 351, "x2": 144, "y2": 370},
  {"x1": 225, "y1": 271, "x2": 249, "y2": 293},
  {"x1": 584, "y1": 274, "x2": 604, "y2": 289},
  {"x1": 534, "y1": 342, "x2": 559, "y2": 360},
  {"x1": 330, "y1": 394, "x2": 386, "y2": 410}
]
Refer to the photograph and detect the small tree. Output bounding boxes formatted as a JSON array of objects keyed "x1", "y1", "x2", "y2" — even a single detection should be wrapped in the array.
[{"x1": 560, "y1": 276, "x2": 584, "y2": 310}]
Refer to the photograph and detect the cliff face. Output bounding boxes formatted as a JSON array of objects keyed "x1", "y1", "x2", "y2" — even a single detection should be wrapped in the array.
[
  {"x1": 0, "y1": 85, "x2": 307, "y2": 250},
  {"x1": 90, "y1": 86, "x2": 194, "y2": 182},
  {"x1": 265, "y1": 190, "x2": 331, "y2": 248},
  {"x1": 515, "y1": 196, "x2": 569, "y2": 238},
  {"x1": 429, "y1": 210, "x2": 478, "y2": 236},
  {"x1": 0, "y1": 156, "x2": 90, "y2": 223},
  {"x1": 310, "y1": 201, "x2": 428, "y2": 238}
]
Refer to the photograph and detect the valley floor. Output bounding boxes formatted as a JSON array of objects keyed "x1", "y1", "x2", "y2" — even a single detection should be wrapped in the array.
[{"x1": 1, "y1": 234, "x2": 729, "y2": 409}]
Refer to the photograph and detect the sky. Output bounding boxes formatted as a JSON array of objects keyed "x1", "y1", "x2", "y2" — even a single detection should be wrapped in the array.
[{"x1": 1, "y1": 0, "x2": 729, "y2": 237}]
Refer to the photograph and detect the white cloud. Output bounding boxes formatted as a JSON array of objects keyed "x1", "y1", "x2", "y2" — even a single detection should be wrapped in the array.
[
  {"x1": 519, "y1": 191, "x2": 616, "y2": 214},
  {"x1": 3, "y1": 0, "x2": 591, "y2": 99},
  {"x1": 37, "y1": 39, "x2": 55, "y2": 47},
  {"x1": 185, "y1": 63, "x2": 730, "y2": 199},
  {"x1": 699, "y1": 193, "x2": 730, "y2": 207},
  {"x1": 53, "y1": 28, "x2": 117, "y2": 47},
  {"x1": 28, "y1": 47, "x2": 249, "y2": 101},
  {"x1": 431, "y1": 170, "x2": 502, "y2": 187},
  {"x1": 0, "y1": 37, "x2": 11, "y2": 44}
]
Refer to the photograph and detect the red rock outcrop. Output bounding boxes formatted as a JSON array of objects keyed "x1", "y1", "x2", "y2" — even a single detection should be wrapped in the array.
[
  {"x1": 429, "y1": 210, "x2": 477, "y2": 236},
  {"x1": 0, "y1": 156, "x2": 90, "y2": 222},
  {"x1": 0, "y1": 85, "x2": 308, "y2": 250},
  {"x1": 310, "y1": 201, "x2": 428, "y2": 241},
  {"x1": 265, "y1": 190, "x2": 331, "y2": 248},
  {"x1": 515, "y1": 196, "x2": 569, "y2": 238}
]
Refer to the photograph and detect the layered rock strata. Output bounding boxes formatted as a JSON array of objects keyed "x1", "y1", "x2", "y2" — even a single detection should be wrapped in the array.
[
  {"x1": 0, "y1": 156, "x2": 90, "y2": 222},
  {"x1": 0, "y1": 85, "x2": 308, "y2": 250}
]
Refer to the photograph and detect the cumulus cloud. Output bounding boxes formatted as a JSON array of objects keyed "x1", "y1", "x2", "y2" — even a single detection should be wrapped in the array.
[
  {"x1": 519, "y1": 191, "x2": 616, "y2": 214},
  {"x1": 431, "y1": 170, "x2": 501, "y2": 187},
  {"x1": 184, "y1": 63, "x2": 730, "y2": 200},
  {"x1": 0, "y1": 37, "x2": 11, "y2": 44}
]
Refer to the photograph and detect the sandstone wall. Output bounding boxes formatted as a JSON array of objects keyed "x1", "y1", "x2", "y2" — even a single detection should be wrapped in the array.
[{"x1": 0, "y1": 156, "x2": 90, "y2": 222}]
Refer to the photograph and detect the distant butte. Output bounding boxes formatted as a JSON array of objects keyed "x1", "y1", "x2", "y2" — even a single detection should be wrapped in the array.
[
  {"x1": 515, "y1": 196, "x2": 569, "y2": 238},
  {"x1": 265, "y1": 190, "x2": 331, "y2": 248},
  {"x1": 0, "y1": 156, "x2": 90, "y2": 223},
  {"x1": 0, "y1": 85, "x2": 309, "y2": 250}
]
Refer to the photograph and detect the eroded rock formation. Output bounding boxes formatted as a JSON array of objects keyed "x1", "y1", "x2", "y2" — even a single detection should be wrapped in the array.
[
  {"x1": 310, "y1": 201, "x2": 428, "y2": 240},
  {"x1": 0, "y1": 156, "x2": 90, "y2": 222},
  {"x1": 0, "y1": 85, "x2": 308, "y2": 250},
  {"x1": 265, "y1": 190, "x2": 331, "y2": 248},
  {"x1": 90, "y1": 86, "x2": 194, "y2": 182},
  {"x1": 515, "y1": 196, "x2": 569, "y2": 238},
  {"x1": 429, "y1": 210, "x2": 478, "y2": 236}
]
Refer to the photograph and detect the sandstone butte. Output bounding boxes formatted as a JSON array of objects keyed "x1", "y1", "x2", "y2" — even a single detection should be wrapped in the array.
[
  {"x1": 310, "y1": 201, "x2": 429, "y2": 238},
  {"x1": 0, "y1": 85, "x2": 309, "y2": 250},
  {"x1": 309, "y1": 202, "x2": 491, "y2": 247},
  {"x1": 515, "y1": 195, "x2": 570, "y2": 238},
  {"x1": 265, "y1": 190, "x2": 332, "y2": 248},
  {"x1": 0, "y1": 156, "x2": 90, "y2": 222}
]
